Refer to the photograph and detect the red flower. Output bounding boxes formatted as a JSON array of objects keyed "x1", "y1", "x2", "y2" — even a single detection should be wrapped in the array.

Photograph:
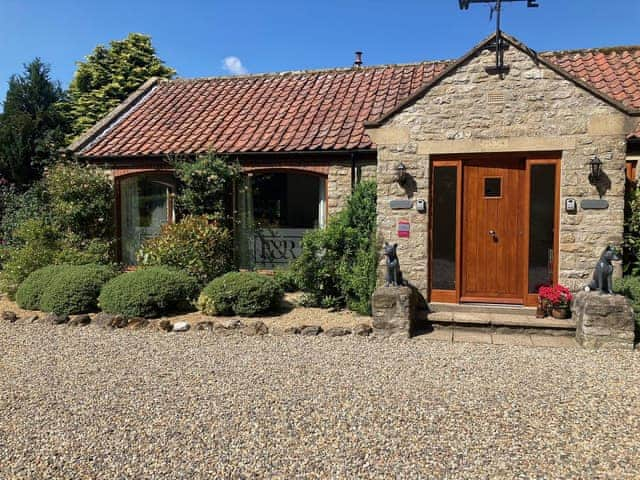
[{"x1": 538, "y1": 284, "x2": 572, "y2": 307}]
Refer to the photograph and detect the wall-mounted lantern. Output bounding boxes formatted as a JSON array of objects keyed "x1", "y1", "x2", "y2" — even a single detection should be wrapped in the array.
[
  {"x1": 396, "y1": 162, "x2": 407, "y2": 186},
  {"x1": 588, "y1": 156, "x2": 602, "y2": 185}
]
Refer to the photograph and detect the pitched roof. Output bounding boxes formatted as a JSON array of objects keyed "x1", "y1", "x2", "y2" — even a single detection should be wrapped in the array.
[{"x1": 73, "y1": 36, "x2": 640, "y2": 158}]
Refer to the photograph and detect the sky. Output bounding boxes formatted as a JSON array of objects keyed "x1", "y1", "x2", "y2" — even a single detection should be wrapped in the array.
[{"x1": 1, "y1": 0, "x2": 639, "y2": 104}]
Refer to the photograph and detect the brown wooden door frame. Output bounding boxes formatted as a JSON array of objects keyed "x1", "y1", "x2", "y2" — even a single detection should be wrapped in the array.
[{"x1": 429, "y1": 153, "x2": 560, "y2": 306}]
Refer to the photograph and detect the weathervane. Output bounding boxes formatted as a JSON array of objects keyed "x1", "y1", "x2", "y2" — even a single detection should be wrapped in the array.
[{"x1": 459, "y1": 0, "x2": 540, "y2": 76}]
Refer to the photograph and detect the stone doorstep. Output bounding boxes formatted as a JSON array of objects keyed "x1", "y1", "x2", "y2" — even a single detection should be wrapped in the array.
[{"x1": 427, "y1": 310, "x2": 576, "y2": 330}]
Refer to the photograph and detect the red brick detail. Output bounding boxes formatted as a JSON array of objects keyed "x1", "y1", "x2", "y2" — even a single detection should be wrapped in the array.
[
  {"x1": 113, "y1": 166, "x2": 174, "y2": 178},
  {"x1": 242, "y1": 163, "x2": 329, "y2": 176}
]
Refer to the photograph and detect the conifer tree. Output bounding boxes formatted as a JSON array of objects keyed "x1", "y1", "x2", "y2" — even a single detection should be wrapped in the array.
[
  {"x1": 0, "y1": 58, "x2": 68, "y2": 186},
  {"x1": 67, "y1": 33, "x2": 175, "y2": 139}
]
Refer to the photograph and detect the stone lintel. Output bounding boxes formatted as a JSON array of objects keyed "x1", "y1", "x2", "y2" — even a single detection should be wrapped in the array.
[
  {"x1": 587, "y1": 114, "x2": 634, "y2": 136},
  {"x1": 366, "y1": 127, "x2": 410, "y2": 145},
  {"x1": 417, "y1": 136, "x2": 577, "y2": 155}
]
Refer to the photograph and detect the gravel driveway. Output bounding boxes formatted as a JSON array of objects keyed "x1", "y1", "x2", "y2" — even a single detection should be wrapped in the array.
[{"x1": 1, "y1": 324, "x2": 639, "y2": 479}]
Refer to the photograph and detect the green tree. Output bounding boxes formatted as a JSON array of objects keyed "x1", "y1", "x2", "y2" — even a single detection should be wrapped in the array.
[
  {"x1": 67, "y1": 33, "x2": 175, "y2": 139},
  {"x1": 0, "y1": 58, "x2": 68, "y2": 186}
]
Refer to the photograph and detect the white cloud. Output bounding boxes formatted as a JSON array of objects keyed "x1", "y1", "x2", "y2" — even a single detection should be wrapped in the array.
[{"x1": 222, "y1": 56, "x2": 248, "y2": 75}]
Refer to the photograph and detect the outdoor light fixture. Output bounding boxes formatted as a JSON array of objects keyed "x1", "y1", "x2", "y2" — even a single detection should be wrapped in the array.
[
  {"x1": 588, "y1": 156, "x2": 603, "y2": 184},
  {"x1": 396, "y1": 162, "x2": 407, "y2": 185}
]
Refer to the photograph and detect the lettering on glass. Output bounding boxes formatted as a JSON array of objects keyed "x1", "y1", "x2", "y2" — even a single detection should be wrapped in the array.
[{"x1": 253, "y1": 229, "x2": 306, "y2": 266}]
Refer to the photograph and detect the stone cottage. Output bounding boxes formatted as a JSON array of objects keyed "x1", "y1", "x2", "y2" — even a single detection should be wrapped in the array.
[{"x1": 68, "y1": 32, "x2": 640, "y2": 308}]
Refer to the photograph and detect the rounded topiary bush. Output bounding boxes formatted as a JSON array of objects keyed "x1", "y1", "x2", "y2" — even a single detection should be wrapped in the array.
[
  {"x1": 39, "y1": 264, "x2": 117, "y2": 316},
  {"x1": 98, "y1": 267, "x2": 199, "y2": 318},
  {"x1": 15, "y1": 265, "x2": 69, "y2": 310},
  {"x1": 198, "y1": 272, "x2": 283, "y2": 317}
]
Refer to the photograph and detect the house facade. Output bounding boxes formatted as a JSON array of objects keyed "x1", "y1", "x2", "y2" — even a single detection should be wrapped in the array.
[{"x1": 69, "y1": 32, "x2": 640, "y2": 308}]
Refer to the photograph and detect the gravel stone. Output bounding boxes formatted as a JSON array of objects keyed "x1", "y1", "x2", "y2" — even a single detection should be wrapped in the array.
[
  {"x1": 2, "y1": 310, "x2": 18, "y2": 323},
  {"x1": 172, "y1": 321, "x2": 190, "y2": 332},
  {"x1": 68, "y1": 314, "x2": 91, "y2": 327},
  {"x1": 128, "y1": 318, "x2": 149, "y2": 330},
  {"x1": 353, "y1": 323, "x2": 373, "y2": 336},
  {"x1": 195, "y1": 321, "x2": 214, "y2": 331},
  {"x1": 157, "y1": 319, "x2": 172, "y2": 332},
  {"x1": 301, "y1": 325, "x2": 323, "y2": 336},
  {"x1": 45, "y1": 313, "x2": 68, "y2": 325},
  {"x1": 284, "y1": 326, "x2": 301, "y2": 335},
  {"x1": 22, "y1": 315, "x2": 39, "y2": 324},
  {"x1": 324, "y1": 327, "x2": 351, "y2": 337},
  {"x1": 1, "y1": 324, "x2": 639, "y2": 478},
  {"x1": 243, "y1": 321, "x2": 268, "y2": 336}
]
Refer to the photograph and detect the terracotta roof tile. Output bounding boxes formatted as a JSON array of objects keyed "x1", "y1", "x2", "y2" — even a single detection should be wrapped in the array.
[{"x1": 79, "y1": 45, "x2": 640, "y2": 157}]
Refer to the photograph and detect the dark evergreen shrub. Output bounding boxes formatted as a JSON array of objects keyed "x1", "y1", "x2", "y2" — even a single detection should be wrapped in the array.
[
  {"x1": 15, "y1": 265, "x2": 68, "y2": 310},
  {"x1": 198, "y1": 272, "x2": 283, "y2": 316},
  {"x1": 39, "y1": 264, "x2": 117, "y2": 316},
  {"x1": 292, "y1": 180, "x2": 378, "y2": 315},
  {"x1": 98, "y1": 267, "x2": 199, "y2": 318}
]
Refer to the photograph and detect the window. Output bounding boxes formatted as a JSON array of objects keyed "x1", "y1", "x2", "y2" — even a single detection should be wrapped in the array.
[
  {"x1": 528, "y1": 164, "x2": 556, "y2": 293},
  {"x1": 484, "y1": 177, "x2": 501, "y2": 197},
  {"x1": 432, "y1": 166, "x2": 457, "y2": 291},
  {"x1": 120, "y1": 175, "x2": 174, "y2": 265},
  {"x1": 237, "y1": 172, "x2": 327, "y2": 269}
]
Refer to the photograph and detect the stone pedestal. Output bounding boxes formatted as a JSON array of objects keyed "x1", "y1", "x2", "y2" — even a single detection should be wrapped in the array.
[
  {"x1": 371, "y1": 286, "x2": 417, "y2": 338},
  {"x1": 574, "y1": 291, "x2": 635, "y2": 350}
]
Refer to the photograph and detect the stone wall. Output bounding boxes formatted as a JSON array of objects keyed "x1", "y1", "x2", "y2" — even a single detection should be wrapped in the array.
[
  {"x1": 368, "y1": 43, "x2": 631, "y2": 297},
  {"x1": 327, "y1": 160, "x2": 377, "y2": 215}
]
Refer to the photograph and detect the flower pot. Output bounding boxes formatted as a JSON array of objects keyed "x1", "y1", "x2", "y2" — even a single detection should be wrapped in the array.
[{"x1": 551, "y1": 306, "x2": 571, "y2": 319}]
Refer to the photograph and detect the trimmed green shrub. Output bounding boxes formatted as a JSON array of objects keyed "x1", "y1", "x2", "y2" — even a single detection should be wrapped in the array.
[
  {"x1": 15, "y1": 265, "x2": 69, "y2": 310},
  {"x1": 39, "y1": 264, "x2": 117, "y2": 316},
  {"x1": 292, "y1": 180, "x2": 378, "y2": 315},
  {"x1": 273, "y1": 267, "x2": 300, "y2": 293},
  {"x1": 198, "y1": 271, "x2": 283, "y2": 317},
  {"x1": 99, "y1": 267, "x2": 199, "y2": 318},
  {"x1": 138, "y1": 215, "x2": 233, "y2": 285}
]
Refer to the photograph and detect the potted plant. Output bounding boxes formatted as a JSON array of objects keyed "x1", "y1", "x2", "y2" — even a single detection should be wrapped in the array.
[{"x1": 538, "y1": 284, "x2": 573, "y2": 319}]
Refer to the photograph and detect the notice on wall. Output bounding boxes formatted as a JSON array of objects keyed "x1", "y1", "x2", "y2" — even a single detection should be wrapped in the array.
[{"x1": 397, "y1": 220, "x2": 410, "y2": 238}]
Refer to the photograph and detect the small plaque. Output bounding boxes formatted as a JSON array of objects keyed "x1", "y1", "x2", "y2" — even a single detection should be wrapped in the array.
[
  {"x1": 390, "y1": 199, "x2": 413, "y2": 210},
  {"x1": 397, "y1": 220, "x2": 410, "y2": 238},
  {"x1": 580, "y1": 199, "x2": 609, "y2": 210}
]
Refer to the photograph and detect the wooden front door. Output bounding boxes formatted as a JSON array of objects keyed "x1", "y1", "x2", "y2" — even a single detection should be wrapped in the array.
[{"x1": 461, "y1": 158, "x2": 525, "y2": 303}]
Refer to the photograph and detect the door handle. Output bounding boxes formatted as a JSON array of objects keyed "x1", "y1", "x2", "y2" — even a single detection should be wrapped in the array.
[{"x1": 488, "y1": 230, "x2": 496, "y2": 237}]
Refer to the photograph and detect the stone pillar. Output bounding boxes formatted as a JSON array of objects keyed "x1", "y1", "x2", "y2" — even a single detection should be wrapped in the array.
[
  {"x1": 574, "y1": 291, "x2": 635, "y2": 350},
  {"x1": 371, "y1": 286, "x2": 417, "y2": 338}
]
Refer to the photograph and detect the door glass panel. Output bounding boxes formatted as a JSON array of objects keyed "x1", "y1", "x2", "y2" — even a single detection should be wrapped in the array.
[
  {"x1": 528, "y1": 164, "x2": 556, "y2": 293},
  {"x1": 121, "y1": 176, "x2": 172, "y2": 265},
  {"x1": 432, "y1": 166, "x2": 457, "y2": 290}
]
